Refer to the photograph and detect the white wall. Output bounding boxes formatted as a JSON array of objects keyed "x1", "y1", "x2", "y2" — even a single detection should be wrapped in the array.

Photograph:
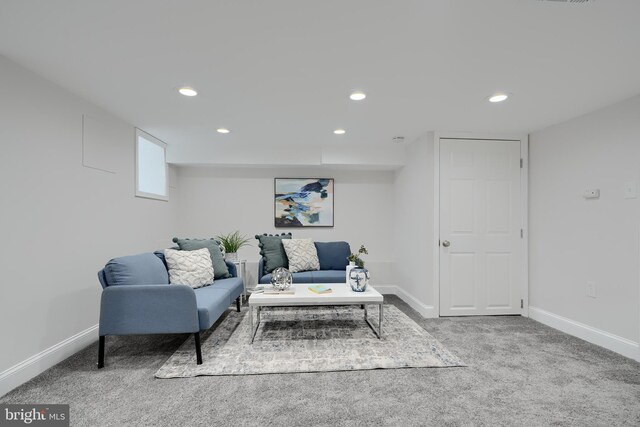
[
  {"x1": 175, "y1": 167, "x2": 395, "y2": 287},
  {"x1": 392, "y1": 134, "x2": 436, "y2": 317},
  {"x1": 529, "y1": 95, "x2": 640, "y2": 358},
  {"x1": 0, "y1": 55, "x2": 178, "y2": 394},
  {"x1": 169, "y1": 143, "x2": 406, "y2": 169}
]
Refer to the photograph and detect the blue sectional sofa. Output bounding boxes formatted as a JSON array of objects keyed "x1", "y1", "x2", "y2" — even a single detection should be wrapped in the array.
[
  {"x1": 97, "y1": 251, "x2": 244, "y2": 368},
  {"x1": 258, "y1": 241, "x2": 351, "y2": 284}
]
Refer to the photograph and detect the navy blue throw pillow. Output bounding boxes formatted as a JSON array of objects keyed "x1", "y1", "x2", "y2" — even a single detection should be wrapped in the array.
[{"x1": 314, "y1": 241, "x2": 351, "y2": 271}]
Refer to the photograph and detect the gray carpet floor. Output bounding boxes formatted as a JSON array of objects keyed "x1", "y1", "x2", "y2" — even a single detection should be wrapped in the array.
[{"x1": 1, "y1": 295, "x2": 639, "y2": 426}]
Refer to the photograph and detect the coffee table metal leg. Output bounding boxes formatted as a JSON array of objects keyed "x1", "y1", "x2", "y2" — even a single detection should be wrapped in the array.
[
  {"x1": 379, "y1": 303, "x2": 383, "y2": 338},
  {"x1": 364, "y1": 304, "x2": 382, "y2": 339},
  {"x1": 250, "y1": 306, "x2": 261, "y2": 344}
]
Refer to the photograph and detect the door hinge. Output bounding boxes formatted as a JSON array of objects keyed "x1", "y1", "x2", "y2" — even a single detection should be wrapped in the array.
[
  {"x1": 521, "y1": 299, "x2": 524, "y2": 309},
  {"x1": 520, "y1": 158, "x2": 523, "y2": 168},
  {"x1": 520, "y1": 229, "x2": 523, "y2": 238}
]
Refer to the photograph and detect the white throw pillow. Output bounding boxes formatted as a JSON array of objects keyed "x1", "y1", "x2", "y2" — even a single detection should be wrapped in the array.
[
  {"x1": 164, "y1": 248, "x2": 214, "y2": 289},
  {"x1": 281, "y1": 239, "x2": 320, "y2": 273}
]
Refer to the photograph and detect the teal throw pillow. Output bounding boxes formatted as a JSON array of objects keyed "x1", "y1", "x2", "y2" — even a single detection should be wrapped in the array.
[
  {"x1": 255, "y1": 233, "x2": 292, "y2": 274},
  {"x1": 172, "y1": 237, "x2": 231, "y2": 279}
]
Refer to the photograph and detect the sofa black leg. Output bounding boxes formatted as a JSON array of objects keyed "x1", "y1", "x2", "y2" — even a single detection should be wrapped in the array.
[
  {"x1": 194, "y1": 332, "x2": 203, "y2": 365},
  {"x1": 236, "y1": 297, "x2": 241, "y2": 312},
  {"x1": 97, "y1": 336, "x2": 105, "y2": 369}
]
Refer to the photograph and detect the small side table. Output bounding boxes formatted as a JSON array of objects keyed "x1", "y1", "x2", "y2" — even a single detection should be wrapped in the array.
[{"x1": 231, "y1": 259, "x2": 247, "y2": 302}]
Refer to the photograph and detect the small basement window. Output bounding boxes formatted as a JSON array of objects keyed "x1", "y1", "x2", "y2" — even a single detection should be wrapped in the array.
[{"x1": 135, "y1": 128, "x2": 168, "y2": 201}]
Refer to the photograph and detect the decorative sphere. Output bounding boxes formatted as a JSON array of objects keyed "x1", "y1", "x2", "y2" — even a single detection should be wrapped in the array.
[
  {"x1": 270, "y1": 267, "x2": 293, "y2": 291},
  {"x1": 348, "y1": 268, "x2": 369, "y2": 292}
]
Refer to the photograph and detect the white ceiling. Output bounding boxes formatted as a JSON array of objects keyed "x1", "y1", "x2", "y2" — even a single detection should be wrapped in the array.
[{"x1": 1, "y1": 0, "x2": 639, "y2": 160}]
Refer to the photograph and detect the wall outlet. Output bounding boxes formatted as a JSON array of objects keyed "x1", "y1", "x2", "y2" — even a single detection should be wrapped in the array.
[
  {"x1": 624, "y1": 181, "x2": 638, "y2": 199},
  {"x1": 586, "y1": 281, "x2": 596, "y2": 298}
]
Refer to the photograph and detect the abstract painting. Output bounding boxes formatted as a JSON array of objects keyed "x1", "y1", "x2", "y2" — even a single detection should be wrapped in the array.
[{"x1": 274, "y1": 178, "x2": 334, "y2": 227}]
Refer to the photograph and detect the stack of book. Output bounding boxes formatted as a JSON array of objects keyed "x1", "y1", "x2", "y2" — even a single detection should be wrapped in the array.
[
  {"x1": 263, "y1": 288, "x2": 295, "y2": 295},
  {"x1": 252, "y1": 285, "x2": 296, "y2": 295},
  {"x1": 308, "y1": 285, "x2": 332, "y2": 294}
]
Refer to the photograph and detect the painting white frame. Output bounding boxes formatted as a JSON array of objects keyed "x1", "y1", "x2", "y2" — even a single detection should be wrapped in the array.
[{"x1": 274, "y1": 178, "x2": 335, "y2": 227}]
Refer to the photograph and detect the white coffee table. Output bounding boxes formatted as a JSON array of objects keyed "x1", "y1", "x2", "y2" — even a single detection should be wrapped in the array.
[{"x1": 248, "y1": 283, "x2": 384, "y2": 343}]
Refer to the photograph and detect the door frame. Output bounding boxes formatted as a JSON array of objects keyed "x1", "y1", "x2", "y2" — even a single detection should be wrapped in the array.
[{"x1": 433, "y1": 132, "x2": 529, "y2": 317}]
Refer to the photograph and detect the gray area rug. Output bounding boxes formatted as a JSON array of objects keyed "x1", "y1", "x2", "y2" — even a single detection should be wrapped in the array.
[{"x1": 155, "y1": 305, "x2": 464, "y2": 378}]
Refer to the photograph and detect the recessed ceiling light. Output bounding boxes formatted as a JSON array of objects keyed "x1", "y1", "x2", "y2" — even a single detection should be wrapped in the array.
[
  {"x1": 334, "y1": 129, "x2": 346, "y2": 135},
  {"x1": 217, "y1": 128, "x2": 230, "y2": 134},
  {"x1": 488, "y1": 93, "x2": 509, "y2": 103},
  {"x1": 349, "y1": 91, "x2": 366, "y2": 101},
  {"x1": 178, "y1": 87, "x2": 198, "y2": 97}
]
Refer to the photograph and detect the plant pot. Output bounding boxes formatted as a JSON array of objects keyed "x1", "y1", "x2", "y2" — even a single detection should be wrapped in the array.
[{"x1": 225, "y1": 252, "x2": 238, "y2": 262}]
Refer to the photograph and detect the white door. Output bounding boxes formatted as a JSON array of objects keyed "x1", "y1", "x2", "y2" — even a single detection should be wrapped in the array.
[{"x1": 439, "y1": 138, "x2": 522, "y2": 316}]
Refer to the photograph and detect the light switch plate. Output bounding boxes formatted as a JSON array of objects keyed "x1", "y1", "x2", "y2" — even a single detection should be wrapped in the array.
[{"x1": 583, "y1": 189, "x2": 600, "y2": 199}]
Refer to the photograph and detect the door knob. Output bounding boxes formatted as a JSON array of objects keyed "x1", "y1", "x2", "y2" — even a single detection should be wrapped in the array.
[{"x1": 442, "y1": 240, "x2": 451, "y2": 247}]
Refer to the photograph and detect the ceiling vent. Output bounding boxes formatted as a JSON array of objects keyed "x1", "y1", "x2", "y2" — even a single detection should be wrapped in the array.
[{"x1": 536, "y1": 0, "x2": 591, "y2": 3}]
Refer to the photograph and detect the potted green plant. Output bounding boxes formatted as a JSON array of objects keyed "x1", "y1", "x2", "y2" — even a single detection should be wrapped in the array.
[
  {"x1": 215, "y1": 231, "x2": 252, "y2": 262},
  {"x1": 347, "y1": 245, "x2": 368, "y2": 268}
]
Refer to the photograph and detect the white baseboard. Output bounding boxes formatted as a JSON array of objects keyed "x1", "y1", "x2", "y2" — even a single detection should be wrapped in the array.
[
  {"x1": 529, "y1": 307, "x2": 639, "y2": 362},
  {"x1": 0, "y1": 324, "x2": 99, "y2": 398},
  {"x1": 376, "y1": 285, "x2": 437, "y2": 318}
]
